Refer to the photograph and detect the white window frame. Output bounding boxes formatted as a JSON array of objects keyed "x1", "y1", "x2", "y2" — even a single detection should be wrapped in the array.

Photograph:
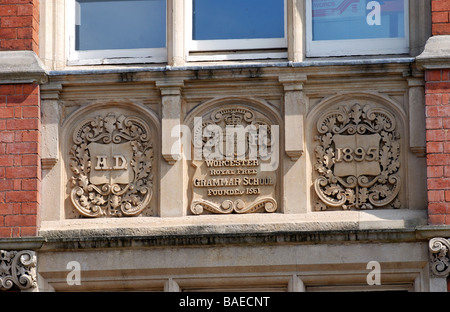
[
  {"x1": 306, "y1": 0, "x2": 410, "y2": 57},
  {"x1": 67, "y1": 0, "x2": 167, "y2": 65},
  {"x1": 185, "y1": 0, "x2": 288, "y2": 62}
]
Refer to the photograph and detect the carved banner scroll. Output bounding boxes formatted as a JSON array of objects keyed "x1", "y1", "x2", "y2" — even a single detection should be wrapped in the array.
[
  {"x1": 313, "y1": 103, "x2": 401, "y2": 211},
  {"x1": 70, "y1": 113, "x2": 154, "y2": 218},
  {"x1": 190, "y1": 106, "x2": 278, "y2": 215}
]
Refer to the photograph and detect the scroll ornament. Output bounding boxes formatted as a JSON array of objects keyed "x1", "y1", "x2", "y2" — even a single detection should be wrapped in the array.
[
  {"x1": 70, "y1": 113, "x2": 154, "y2": 218},
  {"x1": 429, "y1": 238, "x2": 450, "y2": 277},
  {"x1": 0, "y1": 250, "x2": 37, "y2": 291},
  {"x1": 313, "y1": 103, "x2": 401, "y2": 211},
  {"x1": 191, "y1": 198, "x2": 278, "y2": 215}
]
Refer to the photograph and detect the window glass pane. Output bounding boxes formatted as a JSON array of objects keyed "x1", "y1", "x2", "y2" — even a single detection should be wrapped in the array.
[
  {"x1": 312, "y1": 0, "x2": 405, "y2": 41},
  {"x1": 76, "y1": 0, "x2": 166, "y2": 51},
  {"x1": 193, "y1": 0, "x2": 284, "y2": 40}
]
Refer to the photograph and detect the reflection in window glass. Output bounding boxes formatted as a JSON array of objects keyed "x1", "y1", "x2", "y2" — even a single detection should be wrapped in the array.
[
  {"x1": 193, "y1": 0, "x2": 284, "y2": 41},
  {"x1": 76, "y1": 0, "x2": 166, "y2": 51},
  {"x1": 312, "y1": 0, "x2": 405, "y2": 41}
]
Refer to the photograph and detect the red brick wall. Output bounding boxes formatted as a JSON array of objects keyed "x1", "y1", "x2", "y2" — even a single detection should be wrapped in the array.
[
  {"x1": 0, "y1": 83, "x2": 40, "y2": 237},
  {"x1": 426, "y1": 70, "x2": 450, "y2": 224},
  {"x1": 427, "y1": 1, "x2": 450, "y2": 225},
  {"x1": 0, "y1": 0, "x2": 40, "y2": 238},
  {"x1": 432, "y1": 0, "x2": 450, "y2": 35},
  {"x1": 0, "y1": 0, "x2": 39, "y2": 54}
]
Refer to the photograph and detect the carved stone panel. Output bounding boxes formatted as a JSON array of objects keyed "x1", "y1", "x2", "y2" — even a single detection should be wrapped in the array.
[
  {"x1": 190, "y1": 105, "x2": 279, "y2": 215},
  {"x1": 313, "y1": 102, "x2": 402, "y2": 211},
  {"x1": 69, "y1": 112, "x2": 155, "y2": 218}
]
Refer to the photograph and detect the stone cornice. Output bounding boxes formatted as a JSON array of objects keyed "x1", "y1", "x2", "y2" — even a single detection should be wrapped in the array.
[
  {"x1": 0, "y1": 51, "x2": 47, "y2": 84},
  {"x1": 416, "y1": 35, "x2": 450, "y2": 70},
  {"x1": 0, "y1": 237, "x2": 45, "y2": 250},
  {"x1": 33, "y1": 222, "x2": 450, "y2": 251},
  {"x1": 39, "y1": 228, "x2": 421, "y2": 251}
]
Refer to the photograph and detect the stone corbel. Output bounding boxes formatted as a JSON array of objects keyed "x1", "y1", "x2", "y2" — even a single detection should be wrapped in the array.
[
  {"x1": 279, "y1": 74, "x2": 307, "y2": 161},
  {"x1": 157, "y1": 80, "x2": 185, "y2": 164},
  {"x1": 40, "y1": 83, "x2": 63, "y2": 169},
  {"x1": 429, "y1": 237, "x2": 450, "y2": 278},
  {"x1": 407, "y1": 76, "x2": 426, "y2": 157},
  {"x1": 0, "y1": 51, "x2": 47, "y2": 84},
  {"x1": 416, "y1": 35, "x2": 450, "y2": 70},
  {"x1": 0, "y1": 250, "x2": 37, "y2": 291}
]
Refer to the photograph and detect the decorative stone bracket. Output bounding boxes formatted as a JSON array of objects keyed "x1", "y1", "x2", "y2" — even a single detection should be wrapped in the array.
[
  {"x1": 156, "y1": 80, "x2": 185, "y2": 165},
  {"x1": 0, "y1": 250, "x2": 37, "y2": 291},
  {"x1": 279, "y1": 74, "x2": 307, "y2": 161},
  {"x1": 429, "y1": 237, "x2": 450, "y2": 278}
]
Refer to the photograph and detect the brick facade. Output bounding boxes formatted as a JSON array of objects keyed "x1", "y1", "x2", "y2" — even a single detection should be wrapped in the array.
[
  {"x1": 0, "y1": 83, "x2": 40, "y2": 237},
  {"x1": 426, "y1": 70, "x2": 450, "y2": 224},
  {"x1": 0, "y1": 0, "x2": 40, "y2": 238},
  {"x1": 426, "y1": 1, "x2": 450, "y2": 225},
  {"x1": 0, "y1": 0, "x2": 39, "y2": 54},
  {"x1": 432, "y1": 0, "x2": 450, "y2": 35}
]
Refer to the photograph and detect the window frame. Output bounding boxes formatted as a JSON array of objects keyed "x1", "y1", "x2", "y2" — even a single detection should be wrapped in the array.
[
  {"x1": 67, "y1": 0, "x2": 168, "y2": 65},
  {"x1": 185, "y1": 0, "x2": 288, "y2": 62},
  {"x1": 305, "y1": 0, "x2": 410, "y2": 57}
]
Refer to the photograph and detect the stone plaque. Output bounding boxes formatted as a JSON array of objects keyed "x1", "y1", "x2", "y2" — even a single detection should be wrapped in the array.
[
  {"x1": 69, "y1": 113, "x2": 154, "y2": 217},
  {"x1": 313, "y1": 103, "x2": 401, "y2": 210},
  {"x1": 190, "y1": 106, "x2": 278, "y2": 215}
]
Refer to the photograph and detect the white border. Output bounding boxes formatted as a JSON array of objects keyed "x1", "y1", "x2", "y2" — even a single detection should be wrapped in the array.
[
  {"x1": 67, "y1": 0, "x2": 168, "y2": 65},
  {"x1": 185, "y1": 0, "x2": 288, "y2": 61},
  {"x1": 306, "y1": 0, "x2": 410, "y2": 57}
]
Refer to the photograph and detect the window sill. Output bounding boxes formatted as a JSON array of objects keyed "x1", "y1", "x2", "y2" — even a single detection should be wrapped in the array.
[{"x1": 50, "y1": 55, "x2": 416, "y2": 77}]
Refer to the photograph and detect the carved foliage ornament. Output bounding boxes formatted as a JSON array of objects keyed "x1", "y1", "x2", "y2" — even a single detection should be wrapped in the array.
[
  {"x1": 70, "y1": 113, "x2": 154, "y2": 218},
  {"x1": 429, "y1": 237, "x2": 450, "y2": 277},
  {"x1": 313, "y1": 103, "x2": 401, "y2": 211},
  {"x1": 0, "y1": 250, "x2": 37, "y2": 291}
]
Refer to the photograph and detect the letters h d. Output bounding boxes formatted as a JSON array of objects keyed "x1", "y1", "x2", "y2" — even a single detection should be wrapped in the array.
[
  {"x1": 95, "y1": 155, "x2": 128, "y2": 171},
  {"x1": 171, "y1": 117, "x2": 279, "y2": 172}
]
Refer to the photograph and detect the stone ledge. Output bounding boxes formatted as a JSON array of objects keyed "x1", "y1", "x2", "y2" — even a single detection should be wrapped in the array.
[
  {"x1": 0, "y1": 236, "x2": 45, "y2": 250},
  {"x1": 0, "y1": 51, "x2": 47, "y2": 84},
  {"x1": 40, "y1": 228, "x2": 422, "y2": 252},
  {"x1": 38, "y1": 210, "x2": 428, "y2": 250},
  {"x1": 416, "y1": 35, "x2": 450, "y2": 70}
]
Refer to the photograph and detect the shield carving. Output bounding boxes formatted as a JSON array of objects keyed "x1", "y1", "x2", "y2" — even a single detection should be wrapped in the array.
[
  {"x1": 333, "y1": 134, "x2": 381, "y2": 177},
  {"x1": 88, "y1": 142, "x2": 134, "y2": 185}
]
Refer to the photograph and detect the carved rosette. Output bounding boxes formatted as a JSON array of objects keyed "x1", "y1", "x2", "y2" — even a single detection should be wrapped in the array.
[
  {"x1": 191, "y1": 106, "x2": 278, "y2": 215},
  {"x1": 429, "y1": 237, "x2": 450, "y2": 277},
  {"x1": 313, "y1": 103, "x2": 401, "y2": 211},
  {"x1": 70, "y1": 113, "x2": 154, "y2": 218},
  {"x1": 0, "y1": 250, "x2": 37, "y2": 291}
]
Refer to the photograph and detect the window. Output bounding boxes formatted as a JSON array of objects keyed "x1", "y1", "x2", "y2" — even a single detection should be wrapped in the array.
[
  {"x1": 63, "y1": 0, "x2": 415, "y2": 66},
  {"x1": 68, "y1": 0, "x2": 167, "y2": 65},
  {"x1": 306, "y1": 0, "x2": 409, "y2": 57},
  {"x1": 186, "y1": 0, "x2": 287, "y2": 61}
]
